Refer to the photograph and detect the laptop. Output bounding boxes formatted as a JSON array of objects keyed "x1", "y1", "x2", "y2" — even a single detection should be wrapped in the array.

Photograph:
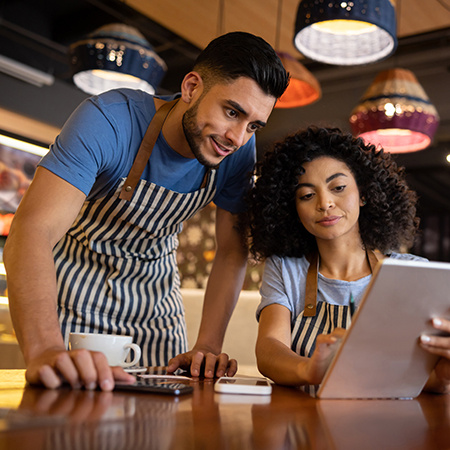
[{"x1": 316, "y1": 258, "x2": 450, "y2": 399}]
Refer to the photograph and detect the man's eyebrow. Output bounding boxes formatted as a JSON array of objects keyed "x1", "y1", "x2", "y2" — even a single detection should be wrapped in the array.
[{"x1": 226, "y1": 100, "x2": 267, "y2": 127}]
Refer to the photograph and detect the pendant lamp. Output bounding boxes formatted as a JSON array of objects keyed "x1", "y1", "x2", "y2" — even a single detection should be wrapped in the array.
[
  {"x1": 349, "y1": 68, "x2": 440, "y2": 153},
  {"x1": 293, "y1": 0, "x2": 397, "y2": 66},
  {"x1": 275, "y1": 52, "x2": 321, "y2": 108},
  {"x1": 69, "y1": 23, "x2": 167, "y2": 95},
  {"x1": 273, "y1": 0, "x2": 321, "y2": 108}
]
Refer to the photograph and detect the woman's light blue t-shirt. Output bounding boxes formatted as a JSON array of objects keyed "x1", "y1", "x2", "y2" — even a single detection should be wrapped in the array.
[{"x1": 257, "y1": 252, "x2": 428, "y2": 323}]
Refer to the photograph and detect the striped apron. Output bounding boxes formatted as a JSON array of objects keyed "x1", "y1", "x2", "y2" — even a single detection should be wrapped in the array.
[
  {"x1": 54, "y1": 99, "x2": 217, "y2": 366},
  {"x1": 291, "y1": 251, "x2": 378, "y2": 394}
]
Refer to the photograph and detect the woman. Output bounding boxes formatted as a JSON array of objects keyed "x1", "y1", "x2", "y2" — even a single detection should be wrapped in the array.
[{"x1": 245, "y1": 126, "x2": 450, "y2": 394}]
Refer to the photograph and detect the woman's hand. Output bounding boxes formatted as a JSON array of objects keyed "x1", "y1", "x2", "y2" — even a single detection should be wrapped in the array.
[
  {"x1": 420, "y1": 317, "x2": 450, "y2": 394},
  {"x1": 302, "y1": 328, "x2": 346, "y2": 385}
]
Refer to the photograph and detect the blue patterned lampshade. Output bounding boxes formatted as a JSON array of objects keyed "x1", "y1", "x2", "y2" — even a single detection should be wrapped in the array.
[
  {"x1": 69, "y1": 23, "x2": 167, "y2": 95},
  {"x1": 294, "y1": 0, "x2": 397, "y2": 66}
]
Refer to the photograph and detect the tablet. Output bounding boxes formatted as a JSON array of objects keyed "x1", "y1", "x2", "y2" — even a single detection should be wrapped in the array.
[{"x1": 316, "y1": 258, "x2": 450, "y2": 399}]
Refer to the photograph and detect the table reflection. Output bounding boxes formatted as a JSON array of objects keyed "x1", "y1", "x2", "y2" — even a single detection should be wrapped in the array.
[
  {"x1": 6, "y1": 386, "x2": 180, "y2": 450},
  {"x1": 1, "y1": 371, "x2": 450, "y2": 450}
]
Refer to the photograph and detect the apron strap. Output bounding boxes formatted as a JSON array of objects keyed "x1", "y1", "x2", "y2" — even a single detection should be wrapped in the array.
[
  {"x1": 302, "y1": 250, "x2": 380, "y2": 317},
  {"x1": 119, "y1": 99, "x2": 178, "y2": 201},
  {"x1": 304, "y1": 252, "x2": 319, "y2": 317},
  {"x1": 366, "y1": 248, "x2": 380, "y2": 272}
]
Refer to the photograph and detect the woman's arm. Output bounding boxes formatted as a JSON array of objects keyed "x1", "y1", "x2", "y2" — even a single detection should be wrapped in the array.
[{"x1": 256, "y1": 303, "x2": 345, "y2": 386}]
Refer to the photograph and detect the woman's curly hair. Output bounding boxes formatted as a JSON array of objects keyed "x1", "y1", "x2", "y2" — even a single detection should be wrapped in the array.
[{"x1": 244, "y1": 126, "x2": 419, "y2": 261}]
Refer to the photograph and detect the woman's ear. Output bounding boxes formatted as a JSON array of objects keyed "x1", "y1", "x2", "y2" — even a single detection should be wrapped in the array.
[
  {"x1": 360, "y1": 198, "x2": 367, "y2": 206},
  {"x1": 180, "y1": 71, "x2": 203, "y2": 104}
]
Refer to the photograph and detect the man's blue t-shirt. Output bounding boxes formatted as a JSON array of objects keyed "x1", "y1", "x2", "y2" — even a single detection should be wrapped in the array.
[{"x1": 39, "y1": 88, "x2": 256, "y2": 214}]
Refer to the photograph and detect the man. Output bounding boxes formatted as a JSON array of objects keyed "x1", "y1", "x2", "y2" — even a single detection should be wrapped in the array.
[{"x1": 4, "y1": 31, "x2": 289, "y2": 391}]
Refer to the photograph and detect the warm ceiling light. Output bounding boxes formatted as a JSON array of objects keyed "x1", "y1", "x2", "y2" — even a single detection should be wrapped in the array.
[
  {"x1": 349, "y1": 68, "x2": 440, "y2": 153},
  {"x1": 275, "y1": 53, "x2": 321, "y2": 108},
  {"x1": 0, "y1": 134, "x2": 49, "y2": 156},
  {"x1": 69, "y1": 23, "x2": 167, "y2": 95},
  {"x1": 293, "y1": 0, "x2": 397, "y2": 65}
]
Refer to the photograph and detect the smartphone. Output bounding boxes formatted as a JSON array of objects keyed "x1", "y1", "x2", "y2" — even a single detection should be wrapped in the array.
[
  {"x1": 214, "y1": 377, "x2": 272, "y2": 395},
  {"x1": 114, "y1": 378, "x2": 193, "y2": 396}
]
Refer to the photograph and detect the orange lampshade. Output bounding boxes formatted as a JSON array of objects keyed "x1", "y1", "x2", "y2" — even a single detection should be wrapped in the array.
[
  {"x1": 350, "y1": 68, "x2": 440, "y2": 153},
  {"x1": 275, "y1": 52, "x2": 321, "y2": 109}
]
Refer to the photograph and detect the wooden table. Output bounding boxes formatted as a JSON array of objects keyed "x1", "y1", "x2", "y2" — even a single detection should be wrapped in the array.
[{"x1": 1, "y1": 370, "x2": 449, "y2": 449}]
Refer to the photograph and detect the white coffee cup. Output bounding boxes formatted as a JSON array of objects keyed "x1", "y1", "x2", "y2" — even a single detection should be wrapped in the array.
[{"x1": 69, "y1": 332, "x2": 141, "y2": 368}]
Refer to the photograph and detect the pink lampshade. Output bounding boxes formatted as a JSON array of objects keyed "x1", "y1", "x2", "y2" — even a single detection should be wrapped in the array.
[
  {"x1": 349, "y1": 68, "x2": 439, "y2": 153},
  {"x1": 275, "y1": 53, "x2": 321, "y2": 109}
]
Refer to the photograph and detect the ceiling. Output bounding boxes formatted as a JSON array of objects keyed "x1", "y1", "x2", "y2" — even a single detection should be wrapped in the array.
[{"x1": 0, "y1": 0, "x2": 450, "y2": 220}]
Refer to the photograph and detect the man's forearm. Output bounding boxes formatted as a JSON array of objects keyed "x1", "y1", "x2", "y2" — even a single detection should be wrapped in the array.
[
  {"x1": 4, "y1": 232, "x2": 65, "y2": 363},
  {"x1": 194, "y1": 246, "x2": 247, "y2": 353}
]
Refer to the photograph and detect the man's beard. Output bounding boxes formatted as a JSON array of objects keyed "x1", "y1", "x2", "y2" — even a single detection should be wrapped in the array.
[{"x1": 182, "y1": 100, "x2": 219, "y2": 169}]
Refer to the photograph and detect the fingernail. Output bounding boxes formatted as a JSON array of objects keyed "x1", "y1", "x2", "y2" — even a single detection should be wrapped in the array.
[
  {"x1": 420, "y1": 335, "x2": 431, "y2": 343},
  {"x1": 100, "y1": 379, "x2": 113, "y2": 391},
  {"x1": 433, "y1": 318, "x2": 442, "y2": 327},
  {"x1": 86, "y1": 382, "x2": 97, "y2": 391}
]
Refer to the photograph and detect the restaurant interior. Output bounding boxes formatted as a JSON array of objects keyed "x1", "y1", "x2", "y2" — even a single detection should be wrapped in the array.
[
  {"x1": 0, "y1": 2, "x2": 450, "y2": 448},
  {"x1": 0, "y1": 0, "x2": 449, "y2": 260}
]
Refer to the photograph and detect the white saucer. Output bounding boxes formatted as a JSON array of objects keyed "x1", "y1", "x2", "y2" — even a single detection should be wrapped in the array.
[{"x1": 124, "y1": 366, "x2": 148, "y2": 374}]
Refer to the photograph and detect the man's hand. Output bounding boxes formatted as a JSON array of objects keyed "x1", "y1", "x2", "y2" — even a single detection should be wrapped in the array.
[
  {"x1": 166, "y1": 347, "x2": 237, "y2": 378},
  {"x1": 25, "y1": 347, "x2": 136, "y2": 391}
]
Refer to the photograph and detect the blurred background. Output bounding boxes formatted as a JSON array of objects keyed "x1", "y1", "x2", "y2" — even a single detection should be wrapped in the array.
[{"x1": 0, "y1": 0, "x2": 449, "y2": 290}]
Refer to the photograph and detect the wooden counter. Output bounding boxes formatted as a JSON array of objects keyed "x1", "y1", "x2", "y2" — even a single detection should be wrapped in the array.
[{"x1": 1, "y1": 370, "x2": 449, "y2": 449}]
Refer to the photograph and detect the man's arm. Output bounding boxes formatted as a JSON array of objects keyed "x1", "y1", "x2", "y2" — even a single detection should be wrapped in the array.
[
  {"x1": 4, "y1": 167, "x2": 134, "y2": 390},
  {"x1": 167, "y1": 206, "x2": 248, "y2": 377}
]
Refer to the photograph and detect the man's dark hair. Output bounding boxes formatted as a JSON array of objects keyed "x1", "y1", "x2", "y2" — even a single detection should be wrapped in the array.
[{"x1": 193, "y1": 31, "x2": 289, "y2": 99}]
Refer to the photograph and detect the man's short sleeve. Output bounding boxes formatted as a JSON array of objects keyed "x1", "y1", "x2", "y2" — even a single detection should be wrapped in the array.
[{"x1": 39, "y1": 93, "x2": 131, "y2": 197}]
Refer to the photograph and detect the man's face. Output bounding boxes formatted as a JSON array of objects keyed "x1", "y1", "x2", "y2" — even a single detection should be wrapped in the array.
[{"x1": 182, "y1": 77, "x2": 276, "y2": 168}]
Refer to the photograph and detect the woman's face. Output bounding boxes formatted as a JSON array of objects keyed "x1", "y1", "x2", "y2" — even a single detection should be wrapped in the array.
[{"x1": 295, "y1": 156, "x2": 364, "y2": 245}]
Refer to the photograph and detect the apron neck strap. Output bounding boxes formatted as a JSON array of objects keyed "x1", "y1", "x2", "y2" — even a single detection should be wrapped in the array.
[
  {"x1": 303, "y1": 249, "x2": 379, "y2": 317},
  {"x1": 120, "y1": 99, "x2": 178, "y2": 201}
]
